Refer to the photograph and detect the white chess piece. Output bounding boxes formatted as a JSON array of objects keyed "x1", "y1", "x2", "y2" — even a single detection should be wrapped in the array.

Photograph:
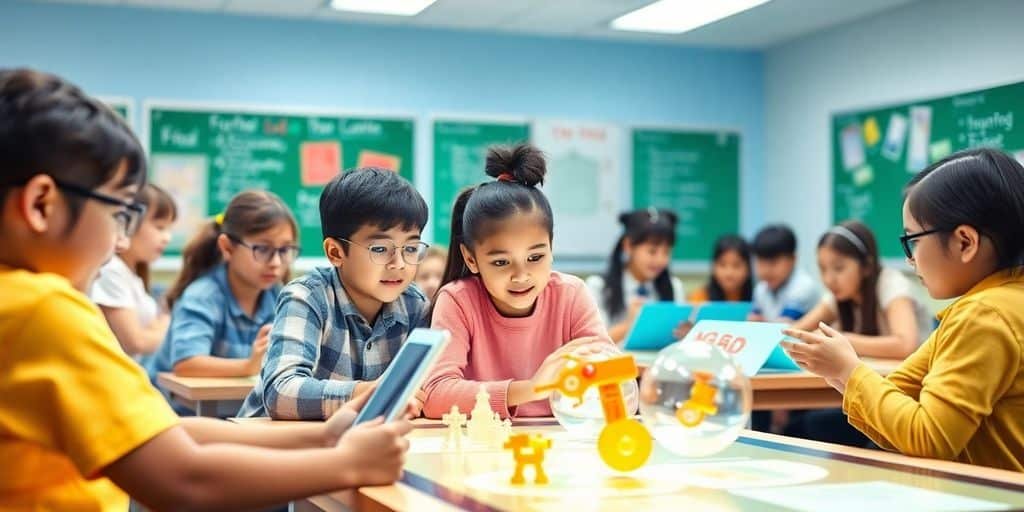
[
  {"x1": 467, "y1": 385, "x2": 494, "y2": 445},
  {"x1": 441, "y1": 405, "x2": 466, "y2": 452}
]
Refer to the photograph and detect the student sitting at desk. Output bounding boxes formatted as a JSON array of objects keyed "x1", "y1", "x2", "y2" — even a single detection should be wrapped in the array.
[
  {"x1": 688, "y1": 234, "x2": 753, "y2": 304},
  {"x1": 786, "y1": 220, "x2": 930, "y2": 446},
  {"x1": 784, "y1": 148, "x2": 1024, "y2": 472},
  {"x1": 585, "y1": 207, "x2": 685, "y2": 343}
]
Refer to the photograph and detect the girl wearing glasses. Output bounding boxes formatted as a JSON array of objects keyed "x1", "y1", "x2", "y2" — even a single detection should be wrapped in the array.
[
  {"x1": 92, "y1": 184, "x2": 177, "y2": 359},
  {"x1": 422, "y1": 144, "x2": 615, "y2": 419},
  {"x1": 148, "y1": 190, "x2": 299, "y2": 412},
  {"x1": 783, "y1": 148, "x2": 1024, "y2": 471}
]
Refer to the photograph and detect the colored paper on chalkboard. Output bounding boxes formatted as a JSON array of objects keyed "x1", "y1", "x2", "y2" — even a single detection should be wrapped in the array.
[
  {"x1": 300, "y1": 141, "x2": 342, "y2": 186},
  {"x1": 357, "y1": 150, "x2": 401, "y2": 172}
]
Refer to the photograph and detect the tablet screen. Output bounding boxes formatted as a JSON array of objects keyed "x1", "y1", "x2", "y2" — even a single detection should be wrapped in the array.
[{"x1": 355, "y1": 341, "x2": 432, "y2": 423}]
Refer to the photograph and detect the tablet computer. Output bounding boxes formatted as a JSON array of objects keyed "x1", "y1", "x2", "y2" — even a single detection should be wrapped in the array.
[
  {"x1": 623, "y1": 302, "x2": 695, "y2": 351},
  {"x1": 353, "y1": 328, "x2": 450, "y2": 425},
  {"x1": 692, "y1": 301, "x2": 754, "y2": 323}
]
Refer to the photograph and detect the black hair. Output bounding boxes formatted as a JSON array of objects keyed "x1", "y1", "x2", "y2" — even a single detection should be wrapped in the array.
[
  {"x1": 133, "y1": 184, "x2": 178, "y2": 292},
  {"x1": 319, "y1": 167, "x2": 428, "y2": 251},
  {"x1": 436, "y1": 143, "x2": 553, "y2": 293},
  {"x1": 0, "y1": 68, "x2": 146, "y2": 221},
  {"x1": 752, "y1": 224, "x2": 798, "y2": 259},
  {"x1": 905, "y1": 148, "x2": 1024, "y2": 271},
  {"x1": 818, "y1": 220, "x2": 881, "y2": 335},
  {"x1": 602, "y1": 208, "x2": 679, "y2": 320},
  {"x1": 706, "y1": 234, "x2": 754, "y2": 302}
]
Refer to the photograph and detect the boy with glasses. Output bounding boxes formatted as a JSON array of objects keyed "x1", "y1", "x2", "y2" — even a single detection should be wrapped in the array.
[{"x1": 239, "y1": 168, "x2": 431, "y2": 419}]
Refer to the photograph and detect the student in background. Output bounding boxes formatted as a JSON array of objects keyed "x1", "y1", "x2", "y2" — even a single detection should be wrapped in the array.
[
  {"x1": 422, "y1": 144, "x2": 613, "y2": 419},
  {"x1": 239, "y1": 168, "x2": 431, "y2": 420},
  {"x1": 750, "y1": 224, "x2": 821, "y2": 322},
  {"x1": 784, "y1": 148, "x2": 1024, "y2": 472},
  {"x1": 586, "y1": 208, "x2": 685, "y2": 342},
  {"x1": 0, "y1": 68, "x2": 411, "y2": 511},
  {"x1": 688, "y1": 234, "x2": 754, "y2": 304},
  {"x1": 786, "y1": 220, "x2": 930, "y2": 447},
  {"x1": 91, "y1": 183, "x2": 176, "y2": 358},
  {"x1": 414, "y1": 245, "x2": 447, "y2": 304},
  {"x1": 147, "y1": 190, "x2": 297, "y2": 390}
]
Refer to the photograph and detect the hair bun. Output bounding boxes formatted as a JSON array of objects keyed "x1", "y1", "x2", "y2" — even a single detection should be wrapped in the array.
[{"x1": 484, "y1": 143, "x2": 547, "y2": 187}]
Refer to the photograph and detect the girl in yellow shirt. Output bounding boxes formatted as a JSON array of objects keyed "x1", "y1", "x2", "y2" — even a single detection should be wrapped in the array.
[{"x1": 783, "y1": 147, "x2": 1024, "y2": 472}]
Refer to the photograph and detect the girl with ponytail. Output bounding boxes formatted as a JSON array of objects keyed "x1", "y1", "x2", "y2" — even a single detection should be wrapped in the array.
[
  {"x1": 422, "y1": 143, "x2": 615, "y2": 419},
  {"x1": 585, "y1": 208, "x2": 685, "y2": 342}
]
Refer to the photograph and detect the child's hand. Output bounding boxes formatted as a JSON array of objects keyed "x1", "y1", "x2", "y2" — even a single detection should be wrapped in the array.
[
  {"x1": 323, "y1": 382, "x2": 377, "y2": 446},
  {"x1": 404, "y1": 389, "x2": 426, "y2": 419},
  {"x1": 673, "y1": 320, "x2": 693, "y2": 340},
  {"x1": 529, "y1": 336, "x2": 609, "y2": 399},
  {"x1": 336, "y1": 418, "x2": 412, "y2": 486},
  {"x1": 781, "y1": 322, "x2": 861, "y2": 386},
  {"x1": 245, "y1": 324, "x2": 272, "y2": 375}
]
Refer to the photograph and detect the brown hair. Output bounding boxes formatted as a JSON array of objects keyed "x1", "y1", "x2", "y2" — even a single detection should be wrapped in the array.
[
  {"x1": 818, "y1": 220, "x2": 881, "y2": 335},
  {"x1": 165, "y1": 190, "x2": 297, "y2": 308},
  {"x1": 133, "y1": 184, "x2": 178, "y2": 291}
]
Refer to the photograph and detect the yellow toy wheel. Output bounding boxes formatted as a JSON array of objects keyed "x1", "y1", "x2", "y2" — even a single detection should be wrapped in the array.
[
  {"x1": 676, "y1": 406, "x2": 705, "y2": 427},
  {"x1": 597, "y1": 419, "x2": 652, "y2": 472}
]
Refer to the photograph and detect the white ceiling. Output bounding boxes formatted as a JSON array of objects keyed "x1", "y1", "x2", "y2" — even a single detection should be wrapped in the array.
[{"x1": 33, "y1": 0, "x2": 920, "y2": 49}]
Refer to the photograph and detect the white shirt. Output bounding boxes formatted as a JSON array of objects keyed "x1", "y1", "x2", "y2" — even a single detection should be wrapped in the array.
[
  {"x1": 91, "y1": 256, "x2": 159, "y2": 355},
  {"x1": 821, "y1": 266, "x2": 933, "y2": 343},
  {"x1": 753, "y1": 267, "x2": 821, "y2": 322},
  {"x1": 585, "y1": 271, "x2": 685, "y2": 327}
]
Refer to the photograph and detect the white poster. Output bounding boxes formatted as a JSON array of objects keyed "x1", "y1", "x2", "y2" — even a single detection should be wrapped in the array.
[
  {"x1": 532, "y1": 120, "x2": 621, "y2": 256},
  {"x1": 151, "y1": 153, "x2": 208, "y2": 252},
  {"x1": 882, "y1": 112, "x2": 908, "y2": 162},
  {"x1": 907, "y1": 106, "x2": 933, "y2": 172}
]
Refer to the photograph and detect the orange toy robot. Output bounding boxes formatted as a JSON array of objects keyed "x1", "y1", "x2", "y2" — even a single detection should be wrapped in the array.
[{"x1": 503, "y1": 433, "x2": 552, "y2": 485}]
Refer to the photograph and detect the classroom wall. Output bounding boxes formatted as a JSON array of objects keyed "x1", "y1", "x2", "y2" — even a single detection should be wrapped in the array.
[
  {"x1": 1, "y1": 0, "x2": 764, "y2": 270},
  {"x1": 763, "y1": 0, "x2": 1024, "y2": 270}
]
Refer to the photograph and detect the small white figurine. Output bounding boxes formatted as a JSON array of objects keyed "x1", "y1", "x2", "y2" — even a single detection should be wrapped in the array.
[{"x1": 441, "y1": 405, "x2": 467, "y2": 452}]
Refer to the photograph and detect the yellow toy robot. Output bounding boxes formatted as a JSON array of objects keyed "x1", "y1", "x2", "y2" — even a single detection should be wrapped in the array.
[{"x1": 503, "y1": 433, "x2": 552, "y2": 485}]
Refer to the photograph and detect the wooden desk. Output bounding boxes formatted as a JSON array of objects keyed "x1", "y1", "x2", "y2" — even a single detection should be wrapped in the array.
[
  {"x1": 630, "y1": 351, "x2": 902, "y2": 411},
  {"x1": 156, "y1": 373, "x2": 256, "y2": 416},
  {"x1": 301, "y1": 422, "x2": 1024, "y2": 511}
]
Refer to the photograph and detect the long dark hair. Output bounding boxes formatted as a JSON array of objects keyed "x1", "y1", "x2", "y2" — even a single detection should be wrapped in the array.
[
  {"x1": 818, "y1": 220, "x2": 881, "y2": 335},
  {"x1": 602, "y1": 208, "x2": 678, "y2": 320},
  {"x1": 905, "y1": 148, "x2": 1024, "y2": 271},
  {"x1": 706, "y1": 234, "x2": 753, "y2": 301},
  {"x1": 165, "y1": 190, "x2": 297, "y2": 308},
  {"x1": 435, "y1": 143, "x2": 552, "y2": 308},
  {"x1": 133, "y1": 184, "x2": 177, "y2": 291}
]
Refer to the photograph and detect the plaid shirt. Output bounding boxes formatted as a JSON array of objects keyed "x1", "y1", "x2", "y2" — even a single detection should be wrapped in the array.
[{"x1": 237, "y1": 266, "x2": 429, "y2": 419}]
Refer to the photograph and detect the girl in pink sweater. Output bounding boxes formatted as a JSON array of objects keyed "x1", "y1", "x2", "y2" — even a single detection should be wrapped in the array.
[{"x1": 422, "y1": 144, "x2": 615, "y2": 418}]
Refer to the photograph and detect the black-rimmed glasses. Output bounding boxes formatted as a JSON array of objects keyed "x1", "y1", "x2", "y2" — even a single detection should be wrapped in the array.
[
  {"x1": 54, "y1": 180, "x2": 146, "y2": 238},
  {"x1": 899, "y1": 229, "x2": 945, "y2": 259},
  {"x1": 226, "y1": 234, "x2": 300, "y2": 264},
  {"x1": 333, "y1": 237, "x2": 430, "y2": 265}
]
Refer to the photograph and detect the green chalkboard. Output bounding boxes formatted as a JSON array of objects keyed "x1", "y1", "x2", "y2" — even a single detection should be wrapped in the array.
[
  {"x1": 147, "y1": 106, "x2": 414, "y2": 256},
  {"x1": 432, "y1": 119, "x2": 530, "y2": 245},
  {"x1": 632, "y1": 129, "x2": 741, "y2": 261},
  {"x1": 832, "y1": 80, "x2": 1024, "y2": 259}
]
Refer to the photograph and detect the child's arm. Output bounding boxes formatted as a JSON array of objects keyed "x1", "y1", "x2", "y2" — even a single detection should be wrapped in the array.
[
  {"x1": 791, "y1": 302, "x2": 836, "y2": 331},
  {"x1": 259, "y1": 286, "x2": 365, "y2": 419},
  {"x1": 103, "y1": 419, "x2": 411, "y2": 511},
  {"x1": 843, "y1": 297, "x2": 919, "y2": 358},
  {"x1": 100, "y1": 307, "x2": 170, "y2": 356},
  {"x1": 173, "y1": 324, "x2": 269, "y2": 377}
]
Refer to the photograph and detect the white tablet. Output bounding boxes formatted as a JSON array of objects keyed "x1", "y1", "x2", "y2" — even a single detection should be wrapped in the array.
[{"x1": 353, "y1": 328, "x2": 450, "y2": 424}]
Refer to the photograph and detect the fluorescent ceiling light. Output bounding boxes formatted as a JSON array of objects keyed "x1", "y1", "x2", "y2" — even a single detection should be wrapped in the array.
[
  {"x1": 329, "y1": 0, "x2": 436, "y2": 16},
  {"x1": 611, "y1": 0, "x2": 771, "y2": 34}
]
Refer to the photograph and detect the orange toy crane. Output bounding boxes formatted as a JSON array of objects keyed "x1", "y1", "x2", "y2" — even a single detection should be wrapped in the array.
[{"x1": 534, "y1": 354, "x2": 652, "y2": 472}]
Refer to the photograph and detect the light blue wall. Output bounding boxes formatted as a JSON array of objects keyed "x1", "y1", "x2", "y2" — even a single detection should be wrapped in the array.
[{"x1": 1, "y1": 0, "x2": 764, "y2": 259}]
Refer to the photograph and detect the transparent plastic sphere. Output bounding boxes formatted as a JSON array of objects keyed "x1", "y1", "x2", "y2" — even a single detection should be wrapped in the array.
[
  {"x1": 638, "y1": 341, "x2": 752, "y2": 457},
  {"x1": 549, "y1": 352, "x2": 640, "y2": 439}
]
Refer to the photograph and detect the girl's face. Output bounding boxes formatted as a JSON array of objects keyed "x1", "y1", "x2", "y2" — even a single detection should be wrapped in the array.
[
  {"x1": 901, "y1": 200, "x2": 986, "y2": 299},
  {"x1": 414, "y1": 255, "x2": 445, "y2": 301},
  {"x1": 713, "y1": 249, "x2": 749, "y2": 295},
  {"x1": 625, "y1": 239, "x2": 672, "y2": 282},
  {"x1": 462, "y1": 214, "x2": 552, "y2": 317},
  {"x1": 124, "y1": 212, "x2": 173, "y2": 264},
  {"x1": 220, "y1": 221, "x2": 295, "y2": 290},
  {"x1": 817, "y1": 246, "x2": 865, "y2": 302}
]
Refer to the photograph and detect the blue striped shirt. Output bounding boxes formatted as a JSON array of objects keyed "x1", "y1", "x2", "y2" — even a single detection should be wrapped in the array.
[{"x1": 237, "y1": 266, "x2": 429, "y2": 419}]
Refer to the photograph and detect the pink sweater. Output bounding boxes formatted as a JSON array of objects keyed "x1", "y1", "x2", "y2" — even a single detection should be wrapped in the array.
[{"x1": 423, "y1": 271, "x2": 611, "y2": 418}]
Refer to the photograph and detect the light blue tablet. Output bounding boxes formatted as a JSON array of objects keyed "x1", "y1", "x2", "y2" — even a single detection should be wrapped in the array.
[
  {"x1": 354, "y1": 328, "x2": 450, "y2": 424},
  {"x1": 693, "y1": 301, "x2": 754, "y2": 323},
  {"x1": 762, "y1": 341, "x2": 802, "y2": 372},
  {"x1": 623, "y1": 302, "x2": 694, "y2": 351}
]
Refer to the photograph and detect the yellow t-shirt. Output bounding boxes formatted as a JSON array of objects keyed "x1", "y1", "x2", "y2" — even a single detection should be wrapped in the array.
[
  {"x1": 843, "y1": 268, "x2": 1024, "y2": 472},
  {"x1": 0, "y1": 267, "x2": 179, "y2": 510}
]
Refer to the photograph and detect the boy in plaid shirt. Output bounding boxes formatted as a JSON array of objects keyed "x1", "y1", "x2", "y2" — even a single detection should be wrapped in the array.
[{"x1": 239, "y1": 168, "x2": 431, "y2": 419}]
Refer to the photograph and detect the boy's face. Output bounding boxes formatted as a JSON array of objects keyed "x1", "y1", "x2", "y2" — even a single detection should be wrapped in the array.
[
  {"x1": 461, "y1": 214, "x2": 553, "y2": 317},
  {"x1": 327, "y1": 223, "x2": 423, "y2": 317},
  {"x1": 754, "y1": 254, "x2": 796, "y2": 291},
  {"x1": 1, "y1": 162, "x2": 137, "y2": 291}
]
